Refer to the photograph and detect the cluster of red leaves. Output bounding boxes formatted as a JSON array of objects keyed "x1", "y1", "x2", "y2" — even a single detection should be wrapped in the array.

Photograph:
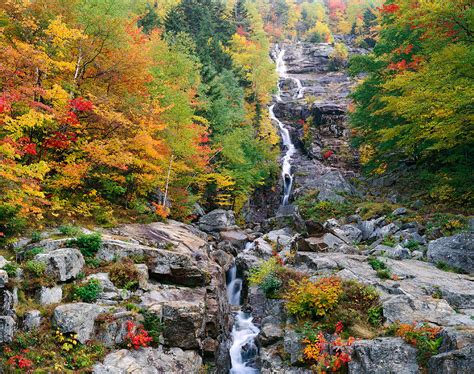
[
  {"x1": 297, "y1": 119, "x2": 306, "y2": 126},
  {"x1": 69, "y1": 97, "x2": 93, "y2": 112},
  {"x1": 125, "y1": 321, "x2": 153, "y2": 350},
  {"x1": 6, "y1": 352, "x2": 33, "y2": 370},
  {"x1": 4, "y1": 137, "x2": 38, "y2": 156},
  {"x1": 395, "y1": 44, "x2": 414, "y2": 55},
  {"x1": 44, "y1": 131, "x2": 77, "y2": 150},
  {"x1": 388, "y1": 56, "x2": 423, "y2": 72},
  {"x1": 236, "y1": 25, "x2": 249, "y2": 37},
  {"x1": 60, "y1": 111, "x2": 80, "y2": 126},
  {"x1": 303, "y1": 323, "x2": 355, "y2": 373},
  {"x1": 378, "y1": 4, "x2": 400, "y2": 14},
  {"x1": 323, "y1": 150, "x2": 334, "y2": 159}
]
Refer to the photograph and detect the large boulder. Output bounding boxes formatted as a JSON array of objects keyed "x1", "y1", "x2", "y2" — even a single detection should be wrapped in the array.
[
  {"x1": 53, "y1": 303, "x2": 103, "y2": 343},
  {"x1": 0, "y1": 316, "x2": 15, "y2": 343},
  {"x1": 35, "y1": 248, "x2": 84, "y2": 282},
  {"x1": 219, "y1": 229, "x2": 248, "y2": 249},
  {"x1": 427, "y1": 233, "x2": 473, "y2": 274},
  {"x1": 92, "y1": 347, "x2": 202, "y2": 374},
  {"x1": 427, "y1": 345, "x2": 474, "y2": 374},
  {"x1": 349, "y1": 337, "x2": 419, "y2": 374},
  {"x1": 199, "y1": 209, "x2": 236, "y2": 233}
]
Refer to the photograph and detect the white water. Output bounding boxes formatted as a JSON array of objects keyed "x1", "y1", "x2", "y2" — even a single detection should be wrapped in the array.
[
  {"x1": 227, "y1": 261, "x2": 260, "y2": 374},
  {"x1": 271, "y1": 47, "x2": 299, "y2": 205}
]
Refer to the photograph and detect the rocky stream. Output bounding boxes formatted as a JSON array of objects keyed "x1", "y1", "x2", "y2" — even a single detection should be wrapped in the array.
[{"x1": 0, "y1": 41, "x2": 473, "y2": 373}]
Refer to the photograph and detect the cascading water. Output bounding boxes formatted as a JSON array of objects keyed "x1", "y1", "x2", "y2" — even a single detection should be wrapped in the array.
[
  {"x1": 227, "y1": 261, "x2": 260, "y2": 374},
  {"x1": 270, "y1": 47, "x2": 301, "y2": 206}
]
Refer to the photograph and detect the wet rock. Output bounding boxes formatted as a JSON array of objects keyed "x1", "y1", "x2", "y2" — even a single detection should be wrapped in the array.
[
  {"x1": 265, "y1": 228, "x2": 293, "y2": 251},
  {"x1": 0, "y1": 316, "x2": 15, "y2": 343},
  {"x1": 284, "y1": 329, "x2": 305, "y2": 365},
  {"x1": 372, "y1": 244, "x2": 410, "y2": 260},
  {"x1": 0, "y1": 256, "x2": 10, "y2": 269},
  {"x1": 35, "y1": 248, "x2": 84, "y2": 282},
  {"x1": 382, "y1": 294, "x2": 473, "y2": 327},
  {"x1": 334, "y1": 224, "x2": 362, "y2": 243},
  {"x1": 427, "y1": 233, "x2": 473, "y2": 274},
  {"x1": 23, "y1": 310, "x2": 42, "y2": 331},
  {"x1": 236, "y1": 238, "x2": 274, "y2": 271},
  {"x1": 93, "y1": 347, "x2": 202, "y2": 374},
  {"x1": 427, "y1": 345, "x2": 474, "y2": 374},
  {"x1": 0, "y1": 289, "x2": 14, "y2": 316},
  {"x1": 392, "y1": 207, "x2": 408, "y2": 216},
  {"x1": 53, "y1": 303, "x2": 103, "y2": 343},
  {"x1": 199, "y1": 209, "x2": 236, "y2": 233},
  {"x1": 374, "y1": 222, "x2": 400, "y2": 239},
  {"x1": 37, "y1": 286, "x2": 62, "y2": 305},
  {"x1": 162, "y1": 301, "x2": 205, "y2": 349},
  {"x1": 349, "y1": 337, "x2": 419, "y2": 374},
  {"x1": 211, "y1": 249, "x2": 234, "y2": 272},
  {"x1": 297, "y1": 236, "x2": 329, "y2": 252},
  {"x1": 135, "y1": 264, "x2": 149, "y2": 290},
  {"x1": 259, "y1": 323, "x2": 284, "y2": 347},
  {"x1": 0, "y1": 270, "x2": 8, "y2": 287},
  {"x1": 94, "y1": 310, "x2": 136, "y2": 347},
  {"x1": 219, "y1": 229, "x2": 248, "y2": 249}
]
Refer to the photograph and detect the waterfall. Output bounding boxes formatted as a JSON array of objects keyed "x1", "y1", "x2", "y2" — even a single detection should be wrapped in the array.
[
  {"x1": 227, "y1": 261, "x2": 260, "y2": 374},
  {"x1": 271, "y1": 47, "x2": 298, "y2": 206}
]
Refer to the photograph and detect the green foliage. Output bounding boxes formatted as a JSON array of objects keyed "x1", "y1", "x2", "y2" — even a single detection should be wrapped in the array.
[
  {"x1": 349, "y1": 0, "x2": 474, "y2": 209},
  {"x1": 24, "y1": 260, "x2": 46, "y2": 277},
  {"x1": 31, "y1": 231, "x2": 42, "y2": 243},
  {"x1": 376, "y1": 269, "x2": 392, "y2": 280},
  {"x1": 426, "y1": 213, "x2": 468, "y2": 237},
  {"x1": 260, "y1": 273, "x2": 283, "y2": 298},
  {"x1": 404, "y1": 240, "x2": 420, "y2": 251},
  {"x1": 248, "y1": 257, "x2": 282, "y2": 286},
  {"x1": 58, "y1": 225, "x2": 81, "y2": 236},
  {"x1": 24, "y1": 247, "x2": 43, "y2": 261},
  {"x1": 368, "y1": 257, "x2": 392, "y2": 279},
  {"x1": 73, "y1": 279, "x2": 102, "y2": 303},
  {"x1": 435, "y1": 261, "x2": 464, "y2": 274},
  {"x1": 68, "y1": 233, "x2": 102, "y2": 258},
  {"x1": 0, "y1": 204, "x2": 26, "y2": 243},
  {"x1": 141, "y1": 310, "x2": 164, "y2": 346},
  {"x1": 296, "y1": 192, "x2": 355, "y2": 222},
  {"x1": 3, "y1": 262, "x2": 19, "y2": 277},
  {"x1": 367, "y1": 306, "x2": 383, "y2": 327}
]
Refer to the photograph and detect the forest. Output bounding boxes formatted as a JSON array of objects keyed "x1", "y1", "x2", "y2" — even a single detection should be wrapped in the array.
[
  {"x1": 0, "y1": 0, "x2": 472, "y2": 238},
  {"x1": 0, "y1": 1, "x2": 473, "y2": 373}
]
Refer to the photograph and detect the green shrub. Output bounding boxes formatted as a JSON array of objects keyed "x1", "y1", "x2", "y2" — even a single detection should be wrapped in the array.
[
  {"x1": 381, "y1": 237, "x2": 396, "y2": 246},
  {"x1": 24, "y1": 260, "x2": 46, "y2": 277},
  {"x1": 368, "y1": 306, "x2": 383, "y2": 326},
  {"x1": 248, "y1": 257, "x2": 282, "y2": 286},
  {"x1": 368, "y1": 257, "x2": 388, "y2": 271},
  {"x1": 24, "y1": 247, "x2": 43, "y2": 260},
  {"x1": 31, "y1": 231, "x2": 41, "y2": 243},
  {"x1": 68, "y1": 233, "x2": 102, "y2": 257},
  {"x1": 296, "y1": 193, "x2": 354, "y2": 222},
  {"x1": 73, "y1": 279, "x2": 102, "y2": 302},
  {"x1": 376, "y1": 269, "x2": 392, "y2": 279},
  {"x1": 404, "y1": 240, "x2": 420, "y2": 250},
  {"x1": 435, "y1": 261, "x2": 464, "y2": 274},
  {"x1": 108, "y1": 259, "x2": 140, "y2": 290},
  {"x1": 141, "y1": 310, "x2": 163, "y2": 346},
  {"x1": 0, "y1": 204, "x2": 26, "y2": 243},
  {"x1": 3, "y1": 262, "x2": 19, "y2": 277},
  {"x1": 260, "y1": 273, "x2": 283, "y2": 298},
  {"x1": 58, "y1": 225, "x2": 81, "y2": 236}
]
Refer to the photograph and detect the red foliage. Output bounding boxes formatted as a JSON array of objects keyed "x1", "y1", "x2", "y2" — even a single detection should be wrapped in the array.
[
  {"x1": 323, "y1": 150, "x2": 334, "y2": 159},
  {"x1": 60, "y1": 111, "x2": 80, "y2": 126},
  {"x1": 388, "y1": 56, "x2": 423, "y2": 72},
  {"x1": 297, "y1": 119, "x2": 305, "y2": 126},
  {"x1": 378, "y1": 4, "x2": 400, "y2": 14},
  {"x1": 236, "y1": 26, "x2": 249, "y2": 37},
  {"x1": 0, "y1": 96, "x2": 10, "y2": 113},
  {"x1": 7, "y1": 355, "x2": 33, "y2": 370},
  {"x1": 69, "y1": 97, "x2": 94, "y2": 112},
  {"x1": 44, "y1": 132, "x2": 77, "y2": 150},
  {"x1": 335, "y1": 321, "x2": 344, "y2": 334},
  {"x1": 125, "y1": 321, "x2": 153, "y2": 350}
]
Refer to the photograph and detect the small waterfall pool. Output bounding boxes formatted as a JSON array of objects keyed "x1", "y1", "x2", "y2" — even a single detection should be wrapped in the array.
[{"x1": 227, "y1": 262, "x2": 260, "y2": 374}]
